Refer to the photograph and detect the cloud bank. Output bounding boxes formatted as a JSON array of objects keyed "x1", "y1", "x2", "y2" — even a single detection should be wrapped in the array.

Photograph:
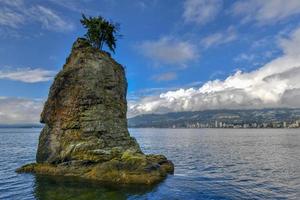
[
  {"x1": 128, "y1": 27, "x2": 300, "y2": 117},
  {"x1": 0, "y1": 97, "x2": 43, "y2": 124}
]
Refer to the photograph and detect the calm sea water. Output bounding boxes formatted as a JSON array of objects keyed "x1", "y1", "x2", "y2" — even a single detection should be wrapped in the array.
[{"x1": 0, "y1": 128, "x2": 299, "y2": 200}]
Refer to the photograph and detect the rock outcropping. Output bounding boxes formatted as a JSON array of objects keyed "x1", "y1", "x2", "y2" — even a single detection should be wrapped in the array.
[{"x1": 17, "y1": 38, "x2": 174, "y2": 185}]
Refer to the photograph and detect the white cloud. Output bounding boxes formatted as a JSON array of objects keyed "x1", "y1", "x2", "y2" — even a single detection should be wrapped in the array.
[
  {"x1": 0, "y1": 0, "x2": 74, "y2": 32},
  {"x1": 152, "y1": 72, "x2": 177, "y2": 82},
  {"x1": 129, "y1": 26, "x2": 300, "y2": 117},
  {"x1": 231, "y1": 0, "x2": 300, "y2": 24},
  {"x1": 0, "y1": 7, "x2": 25, "y2": 28},
  {"x1": 0, "y1": 68, "x2": 55, "y2": 83},
  {"x1": 201, "y1": 26, "x2": 237, "y2": 48},
  {"x1": 234, "y1": 53, "x2": 256, "y2": 62},
  {"x1": 0, "y1": 0, "x2": 24, "y2": 7},
  {"x1": 138, "y1": 37, "x2": 198, "y2": 66},
  {"x1": 49, "y1": 0, "x2": 90, "y2": 13},
  {"x1": 31, "y1": 6, "x2": 74, "y2": 31},
  {"x1": 0, "y1": 97, "x2": 43, "y2": 124},
  {"x1": 183, "y1": 0, "x2": 223, "y2": 25}
]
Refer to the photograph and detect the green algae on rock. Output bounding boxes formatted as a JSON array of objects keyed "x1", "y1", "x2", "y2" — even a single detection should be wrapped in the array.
[{"x1": 17, "y1": 38, "x2": 174, "y2": 185}]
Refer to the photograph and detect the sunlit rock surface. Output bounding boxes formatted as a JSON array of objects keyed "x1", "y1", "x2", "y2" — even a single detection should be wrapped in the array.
[{"x1": 17, "y1": 38, "x2": 174, "y2": 185}]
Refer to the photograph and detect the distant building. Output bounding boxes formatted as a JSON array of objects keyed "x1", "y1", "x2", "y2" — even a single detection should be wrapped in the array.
[
  {"x1": 252, "y1": 123, "x2": 257, "y2": 128},
  {"x1": 288, "y1": 120, "x2": 300, "y2": 128}
]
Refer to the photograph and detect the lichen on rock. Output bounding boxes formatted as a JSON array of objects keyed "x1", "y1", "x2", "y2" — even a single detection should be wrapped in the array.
[{"x1": 17, "y1": 38, "x2": 174, "y2": 185}]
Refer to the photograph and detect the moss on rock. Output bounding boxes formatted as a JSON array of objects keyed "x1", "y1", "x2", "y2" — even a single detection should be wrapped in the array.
[
  {"x1": 17, "y1": 38, "x2": 174, "y2": 185},
  {"x1": 17, "y1": 151, "x2": 174, "y2": 185}
]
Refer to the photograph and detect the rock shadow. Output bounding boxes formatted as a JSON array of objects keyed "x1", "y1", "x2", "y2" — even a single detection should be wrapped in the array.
[{"x1": 32, "y1": 174, "x2": 158, "y2": 200}]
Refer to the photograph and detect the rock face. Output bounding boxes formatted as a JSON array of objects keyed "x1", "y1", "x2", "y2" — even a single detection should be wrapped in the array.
[
  {"x1": 37, "y1": 38, "x2": 141, "y2": 164},
  {"x1": 17, "y1": 38, "x2": 174, "y2": 185}
]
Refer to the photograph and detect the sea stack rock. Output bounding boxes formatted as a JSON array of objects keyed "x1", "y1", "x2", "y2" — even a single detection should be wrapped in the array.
[{"x1": 17, "y1": 38, "x2": 174, "y2": 185}]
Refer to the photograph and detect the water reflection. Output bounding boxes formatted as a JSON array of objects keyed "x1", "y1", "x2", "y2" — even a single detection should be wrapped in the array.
[
  {"x1": 2, "y1": 128, "x2": 300, "y2": 199},
  {"x1": 33, "y1": 175, "x2": 157, "y2": 200}
]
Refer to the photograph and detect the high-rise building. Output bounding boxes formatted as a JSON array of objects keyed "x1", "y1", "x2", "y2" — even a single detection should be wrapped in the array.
[
  {"x1": 283, "y1": 121, "x2": 287, "y2": 128},
  {"x1": 219, "y1": 122, "x2": 223, "y2": 128}
]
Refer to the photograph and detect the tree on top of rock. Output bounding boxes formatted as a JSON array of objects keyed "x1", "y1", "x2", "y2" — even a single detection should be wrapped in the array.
[{"x1": 80, "y1": 14, "x2": 120, "y2": 53}]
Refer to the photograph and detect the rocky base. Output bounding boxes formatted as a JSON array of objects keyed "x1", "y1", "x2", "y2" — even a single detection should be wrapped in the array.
[
  {"x1": 17, "y1": 150, "x2": 174, "y2": 185},
  {"x1": 17, "y1": 38, "x2": 174, "y2": 185}
]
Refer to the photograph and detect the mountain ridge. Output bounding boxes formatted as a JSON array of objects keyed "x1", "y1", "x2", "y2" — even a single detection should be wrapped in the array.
[{"x1": 128, "y1": 108, "x2": 300, "y2": 128}]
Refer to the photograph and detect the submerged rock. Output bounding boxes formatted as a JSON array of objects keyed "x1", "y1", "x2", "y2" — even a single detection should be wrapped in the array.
[{"x1": 17, "y1": 38, "x2": 174, "y2": 185}]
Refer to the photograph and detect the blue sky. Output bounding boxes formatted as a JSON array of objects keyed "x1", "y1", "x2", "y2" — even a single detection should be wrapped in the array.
[{"x1": 1, "y1": 0, "x2": 300, "y2": 123}]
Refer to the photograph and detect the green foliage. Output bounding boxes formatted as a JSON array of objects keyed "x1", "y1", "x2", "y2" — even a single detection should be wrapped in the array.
[{"x1": 80, "y1": 14, "x2": 120, "y2": 53}]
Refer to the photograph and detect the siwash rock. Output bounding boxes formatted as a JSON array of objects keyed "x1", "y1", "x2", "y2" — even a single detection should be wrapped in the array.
[{"x1": 17, "y1": 38, "x2": 174, "y2": 185}]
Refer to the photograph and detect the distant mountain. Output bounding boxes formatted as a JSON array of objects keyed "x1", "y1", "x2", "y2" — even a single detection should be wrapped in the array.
[
  {"x1": 0, "y1": 124, "x2": 43, "y2": 128},
  {"x1": 128, "y1": 108, "x2": 300, "y2": 128}
]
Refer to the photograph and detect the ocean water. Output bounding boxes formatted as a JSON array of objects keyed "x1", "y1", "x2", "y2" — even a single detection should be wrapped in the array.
[{"x1": 0, "y1": 128, "x2": 299, "y2": 200}]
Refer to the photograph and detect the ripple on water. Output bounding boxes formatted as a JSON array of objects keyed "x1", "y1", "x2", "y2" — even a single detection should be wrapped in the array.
[{"x1": 1, "y1": 128, "x2": 300, "y2": 200}]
